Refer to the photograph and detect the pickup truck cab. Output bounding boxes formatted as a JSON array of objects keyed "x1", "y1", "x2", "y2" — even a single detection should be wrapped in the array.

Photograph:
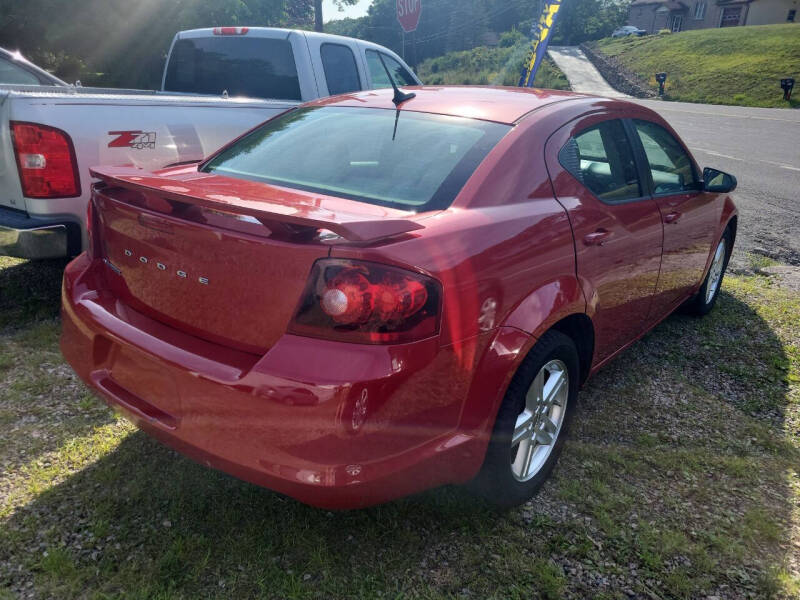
[{"x1": 0, "y1": 29, "x2": 419, "y2": 260}]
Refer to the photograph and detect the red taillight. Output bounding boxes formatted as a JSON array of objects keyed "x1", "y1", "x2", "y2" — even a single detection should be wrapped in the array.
[
  {"x1": 10, "y1": 122, "x2": 80, "y2": 198},
  {"x1": 289, "y1": 259, "x2": 441, "y2": 344},
  {"x1": 213, "y1": 27, "x2": 249, "y2": 35}
]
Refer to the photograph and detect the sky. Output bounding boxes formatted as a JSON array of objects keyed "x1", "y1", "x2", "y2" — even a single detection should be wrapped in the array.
[{"x1": 323, "y1": 0, "x2": 375, "y2": 22}]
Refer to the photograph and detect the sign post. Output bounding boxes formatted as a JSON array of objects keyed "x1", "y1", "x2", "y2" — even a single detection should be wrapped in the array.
[{"x1": 397, "y1": 0, "x2": 422, "y2": 68}]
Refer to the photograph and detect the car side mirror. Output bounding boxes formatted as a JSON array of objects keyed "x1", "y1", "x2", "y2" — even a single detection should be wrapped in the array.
[{"x1": 703, "y1": 167, "x2": 737, "y2": 193}]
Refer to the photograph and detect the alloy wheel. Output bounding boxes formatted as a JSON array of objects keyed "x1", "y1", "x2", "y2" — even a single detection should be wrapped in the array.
[
  {"x1": 706, "y1": 238, "x2": 727, "y2": 304},
  {"x1": 510, "y1": 359, "x2": 569, "y2": 482}
]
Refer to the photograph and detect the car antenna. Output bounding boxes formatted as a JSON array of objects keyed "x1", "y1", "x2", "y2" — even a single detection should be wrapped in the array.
[
  {"x1": 377, "y1": 53, "x2": 416, "y2": 107},
  {"x1": 376, "y1": 53, "x2": 416, "y2": 141}
]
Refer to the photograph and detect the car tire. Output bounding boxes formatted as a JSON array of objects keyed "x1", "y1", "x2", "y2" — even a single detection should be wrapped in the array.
[
  {"x1": 471, "y1": 329, "x2": 579, "y2": 509},
  {"x1": 685, "y1": 228, "x2": 732, "y2": 317}
]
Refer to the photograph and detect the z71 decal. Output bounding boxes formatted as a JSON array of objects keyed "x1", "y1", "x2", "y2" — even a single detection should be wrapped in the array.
[{"x1": 108, "y1": 130, "x2": 157, "y2": 150}]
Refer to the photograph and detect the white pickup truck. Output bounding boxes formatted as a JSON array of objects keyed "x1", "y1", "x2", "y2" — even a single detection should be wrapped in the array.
[{"x1": 0, "y1": 27, "x2": 420, "y2": 259}]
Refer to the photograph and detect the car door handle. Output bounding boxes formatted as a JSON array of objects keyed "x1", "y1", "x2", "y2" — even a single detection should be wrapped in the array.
[
  {"x1": 583, "y1": 229, "x2": 612, "y2": 246},
  {"x1": 664, "y1": 211, "x2": 682, "y2": 224}
]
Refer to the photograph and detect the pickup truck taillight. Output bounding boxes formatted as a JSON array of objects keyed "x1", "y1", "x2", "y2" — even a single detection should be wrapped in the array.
[
  {"x1": 10, "y1": 122, "x2": 81, "y2": 199},
  {"x1": 289, "y1": 259, "x2": 441, "y2": 344}
]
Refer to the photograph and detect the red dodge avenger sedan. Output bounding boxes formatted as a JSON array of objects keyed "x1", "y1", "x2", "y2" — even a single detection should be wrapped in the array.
[{"x1": 61, "y1": 86, "x2": 738, "y2": 509}]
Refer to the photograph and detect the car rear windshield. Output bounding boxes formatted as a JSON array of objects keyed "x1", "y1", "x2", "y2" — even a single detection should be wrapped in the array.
[
  {"x1": 201, "y1": 107, "x2": 510, "y2": 211},
  {"x1": 163, "y1": 37, "x2": 302, "y2": 101}
]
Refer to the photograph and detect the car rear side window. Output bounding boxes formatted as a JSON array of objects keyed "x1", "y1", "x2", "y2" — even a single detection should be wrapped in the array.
[
  {"x1": 366, "y1": 50, "x2": 416, "y2": 88},
  {"x1": 321, "y1": 43, "x2": 361, "y2": 95},
  {"x1": 632, "y1": 120, "x2": 699, "y2": 195},
  {"x1": 163, "y1": 37, "x2": 302, "y2": 101},
  {"x1": 201, "y1": 106, "x2": 509, "y2": 212},
  {"x1": 559, "y1": 119, "x2": 642, "y2": 203}
]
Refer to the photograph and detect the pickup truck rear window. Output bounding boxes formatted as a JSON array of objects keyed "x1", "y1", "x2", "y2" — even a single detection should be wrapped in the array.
[
  {"x1": 163, "y1": 37, "x2": 302, "y2": 101},
  {"x1": 201, "y1": 106, "x2": 509, "y2": 212}
]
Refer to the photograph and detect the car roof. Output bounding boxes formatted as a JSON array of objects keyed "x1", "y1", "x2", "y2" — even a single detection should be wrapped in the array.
[{"x1": 312, "y1": 86, "x2": 593, "y2": 125}]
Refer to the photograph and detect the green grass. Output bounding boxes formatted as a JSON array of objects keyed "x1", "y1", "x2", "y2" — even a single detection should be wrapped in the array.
[
  {"x1": 1, "y1": 257, "x2": 799, "y2": 598},
  {"x1": 417, "y1": 42, "x2": 569, "y2": 90},
  {"x1": 593, "y1": 24, "x2": 800, "y2": 108}
]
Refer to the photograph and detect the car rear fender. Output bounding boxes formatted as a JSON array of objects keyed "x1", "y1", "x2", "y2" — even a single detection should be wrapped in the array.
[
  {"x1": 454, "y1": 278, "x2": 587, "y2": 479},
  {"x1": 454, "y1": 326, "x2": 537, "y2": 479},
  {"x1": 501, "y1": 276, "x2": 586, "y2": 340}
]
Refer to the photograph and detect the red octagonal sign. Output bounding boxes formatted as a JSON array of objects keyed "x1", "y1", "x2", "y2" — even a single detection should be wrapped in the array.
[{"x1": 397, "y1": 0, "x2": 422, "y2": 33}]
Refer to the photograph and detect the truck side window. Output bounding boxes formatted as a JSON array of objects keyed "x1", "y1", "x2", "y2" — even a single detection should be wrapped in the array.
[
  {"x1": 559, "y1": 119, "x2": 642, "y2": 203},
  {"x1": 320, "y1": 44, "x2": 361, "y2": 95},
  {"x1": 365, "y1": 50, "x2": 416, "y2": 88},
  {"x1": 0, "y1": 57, "x2": 42, "y2": 85}
]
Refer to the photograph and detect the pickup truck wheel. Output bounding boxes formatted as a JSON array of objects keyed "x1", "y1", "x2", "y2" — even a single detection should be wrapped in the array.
[
  {"x1": 685, "y1": 228, "x2": 732, "y2": 317},
  {"x1": 471, "y1": 330, "x2": 579, "y2": 509}
]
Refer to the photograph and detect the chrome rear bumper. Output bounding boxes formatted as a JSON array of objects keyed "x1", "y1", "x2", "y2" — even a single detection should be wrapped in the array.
[
  {"x1": 0, "y1": 223, "x2": 68, "y2": 259},
  {"x1": 0, "y1": 207, "x2": 78, "y2": 259}
]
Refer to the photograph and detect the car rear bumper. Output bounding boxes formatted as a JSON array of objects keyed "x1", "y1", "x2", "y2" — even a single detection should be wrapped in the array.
[
  {"x1": 61, "y1": 254, "x2": 483, "y2": 508},
  {"x1": 0, "y1": 207, "x2": 81, "y2": 259}
]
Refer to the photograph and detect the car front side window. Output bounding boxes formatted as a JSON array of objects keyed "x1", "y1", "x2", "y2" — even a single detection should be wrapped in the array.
[
  {"x1": 558, "y1": 119, "x2": 642, "y2": 203},
  {"x1": 633, "y1": 119, "x2": 699, "y2": 195}
]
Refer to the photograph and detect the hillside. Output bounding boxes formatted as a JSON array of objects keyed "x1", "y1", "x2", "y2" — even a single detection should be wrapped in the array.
[
  {"x1": 416, "y1": 42, "x2": 570, "y2": 90},
  {"x1": 593, "y1": 24, "x2": 800, "y2": 108}
]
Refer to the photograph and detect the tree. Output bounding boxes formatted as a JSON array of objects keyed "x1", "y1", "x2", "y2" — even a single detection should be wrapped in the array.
[{"x1": 311, "y1": 0, "x2": 360, "y2": 32}]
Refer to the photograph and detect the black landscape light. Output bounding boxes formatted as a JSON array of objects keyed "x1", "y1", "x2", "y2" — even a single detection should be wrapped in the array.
[
  {"x1": 655, "y1": 72, "x2": 667, "y2": 96},
  {"x1": 780, "y1": 78, "x2": 795, "y2": 101}
]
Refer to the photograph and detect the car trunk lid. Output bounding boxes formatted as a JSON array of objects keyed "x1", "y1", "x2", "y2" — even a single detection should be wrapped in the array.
[{"x1": 91, "y1": 166, "x2": 424, "y2": 354}]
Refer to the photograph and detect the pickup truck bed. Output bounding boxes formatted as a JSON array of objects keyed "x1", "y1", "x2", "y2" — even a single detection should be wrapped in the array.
[{"x1": 0, "y1": 87, "x2": 296, "y2": 258}]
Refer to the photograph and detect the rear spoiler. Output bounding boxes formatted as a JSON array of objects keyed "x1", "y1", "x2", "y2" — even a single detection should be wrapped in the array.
[{"x1": 90, "y1": 166, "x2": 424, "y2": 243}]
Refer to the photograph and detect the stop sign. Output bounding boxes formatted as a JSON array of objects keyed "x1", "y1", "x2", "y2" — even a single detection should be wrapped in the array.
[{"x1": 397, "y1": 0, "x2": 422, "y2": 33}]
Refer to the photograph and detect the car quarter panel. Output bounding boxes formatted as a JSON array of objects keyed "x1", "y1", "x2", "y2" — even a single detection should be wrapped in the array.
[{"x1": 331, "y1": 111, "x2": 579, "y2": 348}]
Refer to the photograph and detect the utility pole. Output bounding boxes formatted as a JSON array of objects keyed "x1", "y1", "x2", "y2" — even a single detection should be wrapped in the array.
[{"x1": 314, "y1": 0, "x2": 323, "y2": 32}]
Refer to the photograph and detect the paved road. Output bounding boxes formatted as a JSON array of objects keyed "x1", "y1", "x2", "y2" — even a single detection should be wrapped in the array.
[
  {"x1": 547, "y1": 46, "x2": 628, "y2": 98},
  {"x1": 635, "y1": 100, "x2": 800, "y2": 266},
  {"x1": 548, "y1": 46, "x2": 800, "y2": 266}
]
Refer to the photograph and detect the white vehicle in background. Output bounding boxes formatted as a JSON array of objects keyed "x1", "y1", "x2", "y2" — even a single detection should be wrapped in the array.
[
  {"x1": 0, "y1": 28, "x2": 420, "y2": 259},
  {"x1": 611, "y1": 25, "x2": 647, "y2": 37}
]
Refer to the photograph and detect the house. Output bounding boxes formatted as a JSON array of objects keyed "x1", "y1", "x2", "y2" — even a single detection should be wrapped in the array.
[{"x1": 628, "y1": 0, "x2": 798, "y2": 33}]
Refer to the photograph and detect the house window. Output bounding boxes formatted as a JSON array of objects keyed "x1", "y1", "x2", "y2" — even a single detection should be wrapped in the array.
[
  {"x1": 694, "y1": 1, "x2": 706, "y2": 19},
  {"x1": 788, "y1": 9, "x2": 796, "y2": 22},
  {"x1": 671, "y1": 15, "x2": 683, "y2": 31},
  {"x1": 720, "y1": 6, "x2": 742, "y2": 26}
]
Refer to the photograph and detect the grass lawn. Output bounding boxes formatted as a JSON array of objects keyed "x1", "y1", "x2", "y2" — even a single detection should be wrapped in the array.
[
  {"x1": 1, "y1": 254, "x2": 799, "y2": 599},
  {"x1": 417, "y1": 43, "x2": 569, "y2": 90},
  {"x1": 593, "y1": 24, "x2": 800, "y2": 108}
]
